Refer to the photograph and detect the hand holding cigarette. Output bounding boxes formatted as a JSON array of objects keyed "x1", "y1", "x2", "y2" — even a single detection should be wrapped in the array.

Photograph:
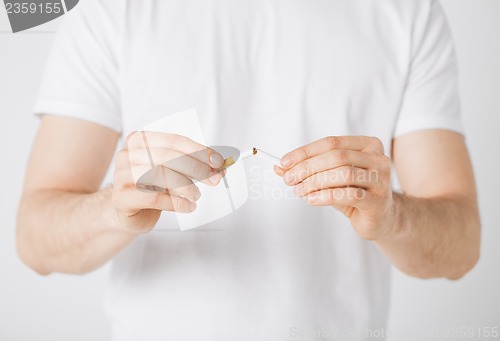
[
  {"x1": 112, "y1": 131, "x2": 226, "y2": 234},
  {"x1": 275, "y1": 136, "x2": 395, "y2": 241}
]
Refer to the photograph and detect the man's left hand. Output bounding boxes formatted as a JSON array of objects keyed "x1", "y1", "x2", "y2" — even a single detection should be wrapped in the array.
[{"x1": 275, "y1": 136, "x2": 396, "y2": 241}]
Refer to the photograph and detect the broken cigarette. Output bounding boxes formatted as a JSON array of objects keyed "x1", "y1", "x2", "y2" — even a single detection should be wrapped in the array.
[
  {"x1": 220, "y1": 147, "x2": 281, "y2": 169},
  {"x1": 253, "y1": 148, "x2": 281, "y2": 165}
]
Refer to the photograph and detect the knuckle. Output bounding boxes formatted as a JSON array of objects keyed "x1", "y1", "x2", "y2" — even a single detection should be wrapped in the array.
[
  {"x1": 148, "y1": 193, "x2": 162, "y2": 207},
  {"x1": 165, "y1": 133, "x2": 181, "y2": 148},
  {"x1": 369, "y1": 135, "x2": 381, "y2": 144},
  {"x1": 334, "y1": 150, "x2": 349, "y2": 163},
  {"x1": 369, "y1": 136, "x2": 384, "y2": 151},
  {"x1": 326, "y1": 136, "x2": 340, "y2": 150}
]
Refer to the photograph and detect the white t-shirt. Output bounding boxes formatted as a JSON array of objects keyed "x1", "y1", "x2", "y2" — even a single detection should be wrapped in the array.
[{"x1": 34, "y1": 0, "x2": 463, "y2": 340}]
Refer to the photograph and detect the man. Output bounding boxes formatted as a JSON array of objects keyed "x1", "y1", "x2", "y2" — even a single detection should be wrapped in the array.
[{"x1": 17, "y1": 0, "x2": 480, "y2": 340}]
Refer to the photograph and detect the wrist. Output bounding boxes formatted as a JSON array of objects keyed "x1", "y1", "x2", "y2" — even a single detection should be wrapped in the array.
[{"x1": 378, "y1": 192, "x2": 406, "y2": 241}]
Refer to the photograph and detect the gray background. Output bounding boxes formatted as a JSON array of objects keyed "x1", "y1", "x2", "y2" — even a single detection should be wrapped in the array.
[{"x1": 0, "y1": 1, "x2": 499, "y2": 340}]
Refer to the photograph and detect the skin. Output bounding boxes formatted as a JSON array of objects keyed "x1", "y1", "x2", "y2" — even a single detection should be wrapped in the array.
[
  {"x1": 17, "y1": 115, "x2": 225, "y2": 274},
  {"x1": 17, "y1": 116, "x2": 480, "y2": 279},
  {"x1": 275, "y1": 133, "x2": 480, "y2": 280}
]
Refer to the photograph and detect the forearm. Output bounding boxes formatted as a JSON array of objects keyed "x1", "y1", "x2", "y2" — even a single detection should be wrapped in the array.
[
  {"x1": 16, "y1": 187, "x2": 136, "y2": 275},
  {"x1": 375, "y1": 192, "x2": 480, "y2": 280}
]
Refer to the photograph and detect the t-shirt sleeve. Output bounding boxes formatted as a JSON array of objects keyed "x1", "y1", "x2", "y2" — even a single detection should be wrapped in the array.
[
  {"x1": 33, "y1": 0, "x2": 122, "y2": 133},
  {"x1": 394, "y1": 0, "x2": 463, "y2": 138}
]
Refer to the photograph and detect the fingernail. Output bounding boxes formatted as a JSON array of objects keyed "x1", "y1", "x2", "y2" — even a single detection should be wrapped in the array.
[
  {"x1": 209, "y1": 171, "x2": 222, "y2": 185},
  {"x1": 189, "y1": 202, "x2": 197, "y2": 211},
  {"x1": 308, "y1": 193, "x2": 319, "y2": 203},
  {"x1": 210, "y1": 153, "x2": 224, "y2": 168},
  {"x1": 274, "y1": 165, "x2": 284, "y2": 177},
  {"x1": 281, "y1": 158, "x2": 293, "y2": 168},
  {"x1": 284, "y1": 172, "x2": 295, "y2": 184}
]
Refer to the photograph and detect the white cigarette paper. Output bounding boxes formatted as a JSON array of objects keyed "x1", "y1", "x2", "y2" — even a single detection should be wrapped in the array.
[
  {"x1": 255, "y1": 148, "x2": 281, "y2": 165},
  {"x1": 239, "y1": 149, "x2": 256, "y2": 161},
  {"x1": 236, "y1": 147, "x2": 281, "y2": 166}
]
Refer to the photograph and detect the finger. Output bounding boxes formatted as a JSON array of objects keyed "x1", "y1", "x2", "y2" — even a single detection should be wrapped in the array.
[
  {"x1": 274, "y1": 164, "x2": 284, "y2": 177},
  {"x1": 116, "y1": 189, "x2": 197, "y2": 214},
  {"x1": 128, "y1": 148, "x2": 224, "y2": 186},
  {"x1": 133, "y1": 165, "x2": 201, "y2": 203},
  {"x1": 306, "y1": 187, "x2": 373, "y2": 208},
  {"x1": 280, "y1": 136, "x2": 384, "y2": 169},
  {"x1": 126, "y1": 131, "x2": 225, "y2": 168},
  {"x1": 294, "y1": 166, "x2": 379, "y2": 197},
  {"x1": 282, "y1": 150, "x2": 378, "y2": 186}
]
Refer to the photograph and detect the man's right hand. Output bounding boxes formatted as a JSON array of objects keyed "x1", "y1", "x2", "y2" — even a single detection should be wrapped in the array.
[
  {"x1": 112, "y1": 131, "x2": 226, "y2": 235},
  {"x1": 19, "y1": 116, "x2": 229, "y2": 274}
]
